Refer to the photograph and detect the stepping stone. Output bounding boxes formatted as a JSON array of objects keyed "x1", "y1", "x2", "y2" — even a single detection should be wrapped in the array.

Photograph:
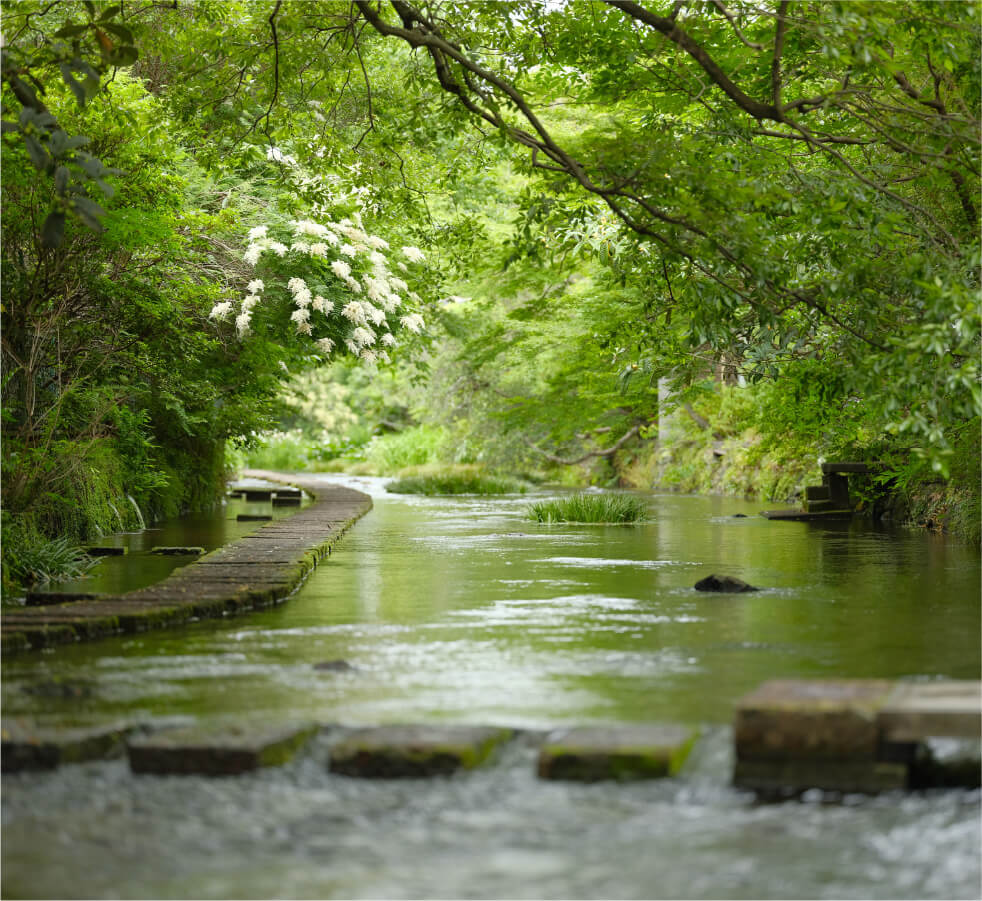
[
  {"x1": 150, "y1": 546, "x2": 205, "y2": 555},
  {"x1": 127, "y1": 722, "x2": 318, "y2": 776},
  {"x1": 537, "y1": 724, "x2": 699, "y2": 782},
  {"x1": 85, "y1": 546, "x2": 126, "y2": 556},
  {"x1": 734, "y1": 679, "x2": 895, "y2": 760},
  {"x1": 243, "y1": 490, "x2": 274, "y2": 502},
  {"x1": 2, "y1": 720, "x2": 132, "y2": 771},
  {"x1": 274, "y1": 488, "x2": 302, "y2": 498},
  {"x1": 329, "y1": 725, "x2": 512, "y2": 778},
  {"x1": 272, "y1": 497, "x2": 302, "y2": 507},
  {"x1": 910, "y1": 737, "x2": 982, "y2": 789},
  {"x1": 236, "y1": 514, "x2": 273, "y2": 521},
  {"x1": 878, "y1": 681, "x2": 981, "y2": 742},
  {"x1": 733, "y1": 757, "x2": 908, "y2": 795},
  {"x1": 25, "y1": 591, "x2": 103, "y2": 606}
]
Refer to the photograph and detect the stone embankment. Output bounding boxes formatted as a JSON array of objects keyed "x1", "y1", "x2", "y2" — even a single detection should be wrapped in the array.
[{"x1": 0, "y1": 470, "x2": 372, "y2": 656}]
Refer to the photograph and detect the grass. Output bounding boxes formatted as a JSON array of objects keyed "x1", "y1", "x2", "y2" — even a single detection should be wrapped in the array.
[
  {"x1": 386, "y1": 464, "x2": 527, "y2": 496},
  {"x1": 3, "y1": 534, "x2": 98, "y2": 590},
  {"x1": 526, "y1": 493, "x2": 649, "y2": 523}
]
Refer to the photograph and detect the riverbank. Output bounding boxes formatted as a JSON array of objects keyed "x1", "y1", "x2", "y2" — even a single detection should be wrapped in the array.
[
  {"x1": 0, "y1": 472, "x2": 372, "y2": 655},
  {"x1": 615, "y1": 410, "x2": 980, "y2": 545}
]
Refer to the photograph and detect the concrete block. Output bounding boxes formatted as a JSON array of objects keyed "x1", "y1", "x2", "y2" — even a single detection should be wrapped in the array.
[
  {"x1": 329, "y1": 725, "x2": 512, "y2": 778},
  {"x1": 85, "y1": 546, "x2": 126, "y2": 556},
  {"x1": 879, "y1": 681, "x2": 981, "y2": 742},
  {"x1": 236, "y1": 514, "x2": 273, "y2": 522},
  {"x1": 538, "y1": 724, "x2": 699, "y2": 782},
  {"x1": 733, "y1": 756, "x2": 908, "y2": 795},
  {"x1": 2, "y1": 721, "x2": 132, "y2": 771},
  {"x1": 735, "y1": 679, "x2": 895, "y2": 760},
  {"x1": 128, "y1": 722, "x2": 318, "y2": 775},
  {"x1": 150, "y1": 546, "x2": 205, "y2": 556}
]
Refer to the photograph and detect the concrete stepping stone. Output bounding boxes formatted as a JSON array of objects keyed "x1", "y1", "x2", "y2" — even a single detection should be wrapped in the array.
[
  {"x1": 150, "y1": 546, "x2": 205, "y2": 556},
  {"x1": 85, "y1": 546, "x2": 126, "y2": 556},
  {"x1": 25, "y1": 591, "x2": 103, "y2": 606},
  {"x1": 236, "y1": 513, "x2": 273, "y2": 521},
  {"x1": 2, "y1": 720, "x2": 132, "y2": 771},
  {"x1": 243, "y1": 489, "x2": 274, "y2": 502},
  {"x1": 734, "y1": 676, "x2": 982, "y2": 787},
  {"x1": 537, "y1": 724, "x2": 699, "y2": 782},
  {"x1": 127, "y1": 722, "x2": 318, "y2": 776},
  {"x1": 272, "y1": 496, "x2": 302, "y2": 506},
  {"x1": 878, "y1": 681, "x2": 981, "y2": 742},
  {"x1": 734, "y1": 678, "x2": 895, "y2": 760},
  {"x1": 329, "y1": 725, "x2": 513, "y2": 778}
]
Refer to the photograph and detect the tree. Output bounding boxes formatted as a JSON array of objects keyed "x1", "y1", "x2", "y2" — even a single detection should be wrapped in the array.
[{"x1": 350, "y1": 0, "x2": 980, "y2": 469}]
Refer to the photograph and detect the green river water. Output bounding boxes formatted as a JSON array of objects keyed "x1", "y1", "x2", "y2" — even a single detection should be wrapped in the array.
[{"x1": 2, "y1": 475, "x2": 980, "y2": 899}]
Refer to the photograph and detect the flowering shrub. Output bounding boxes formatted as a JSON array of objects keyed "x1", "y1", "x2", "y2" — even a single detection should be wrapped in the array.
[{"x1": 209, "y1": 215, "x2": 427, "y2": 365}]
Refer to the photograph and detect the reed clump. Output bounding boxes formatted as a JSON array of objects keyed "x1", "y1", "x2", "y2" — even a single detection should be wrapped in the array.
[{"x1": 526, "y1": 493, "x2": 648, "y2": 524}]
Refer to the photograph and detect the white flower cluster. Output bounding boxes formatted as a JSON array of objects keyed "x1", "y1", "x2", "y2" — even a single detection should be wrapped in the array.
[{"x1": 211, "y1": 216, "x2": 428, "y2": 366}]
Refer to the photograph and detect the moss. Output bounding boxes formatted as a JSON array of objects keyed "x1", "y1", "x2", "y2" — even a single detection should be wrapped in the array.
[{"x1": 256, "y1": 724, "x2": 319, "y2": 766}]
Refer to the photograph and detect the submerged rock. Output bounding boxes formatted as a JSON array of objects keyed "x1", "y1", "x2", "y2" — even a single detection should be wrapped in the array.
[
  {"x1": 313, "y1": 659, "x2": 355, "y2": 672},
  {"x1": 694, "y1": 574, "x2": 759, "y2": 593}
]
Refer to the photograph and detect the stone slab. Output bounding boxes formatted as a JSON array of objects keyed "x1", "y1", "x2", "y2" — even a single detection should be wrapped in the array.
[
  {"x1": 878, "y1": 681, "x2": 981, "y2": 742},
  {"x1": 150, "y1": 546, "x2": 204, "y2": 556},
  {"x1": 86, "y1": 546, "x2": 126, "y2": 556},
  {"x1": 243, "y1": 490, "x2": 274, "y2": 502},
  {"x1": 909, "y1": 737, "x2": 982, "y2": 789},
  {"x1": 537, "y1": 724, "x2": 699, "y2": 782},
  {"x1": 821, "y1": 462, "x2": 873, "y2": 474},
  {"x1": 2, "y1": 720, "x2": 133, "y2": 771},
  {"x1": 236, "y1": 514, "x2": 272, "y2": 521},
  {"x1": 329, "y1": 725, "x2": 513, "y2": 778},
  {"x1": 759, "y1": 509, "x2": 853, "y2": 521},
  {"x1": 25, "y1": 591, "x2": 103, "y2": 606},
  {"x1": 127, "y1": 722, "x2": 318, "y2": 775},
  {"x1": 734, "y1": 679, "x2": 895, "y2": 760},
  {"x1": 272, "y1": 497, "x2": 303, "y2": 506},
  {"x1": 733, "y1": 756, "x2": 908, "y2": 796}
]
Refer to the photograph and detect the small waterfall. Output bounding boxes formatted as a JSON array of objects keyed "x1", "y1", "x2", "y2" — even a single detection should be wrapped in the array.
[
  {"x1": 106, "y1": 501, "x2": 124, "y2": 531},
  {"x1": 126, "y1": 494, "x2": 146, "y2": 531}
]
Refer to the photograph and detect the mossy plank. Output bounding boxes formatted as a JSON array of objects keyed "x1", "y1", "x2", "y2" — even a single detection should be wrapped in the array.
[
  {"x1": 127, "y1": 722, "x2": 318, "y2": 775},
  {"x1": 329, "y1": 725, "x2": 513, "y2": 778},
  {"x1": 537, "y1": 725, "x2": 700, "y2": 782}
]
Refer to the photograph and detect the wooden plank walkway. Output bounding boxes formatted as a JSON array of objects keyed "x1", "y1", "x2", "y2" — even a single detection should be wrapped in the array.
[{"x1": 1, "y1": 471, "x2": 372, "y2": 656}]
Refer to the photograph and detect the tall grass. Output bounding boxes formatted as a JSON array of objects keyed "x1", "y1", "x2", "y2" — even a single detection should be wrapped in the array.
[
  {"x1": 386, "y1": 464, "x2": 526, "y2": 495},
  {"x1": 526, "y1": 493, "x2": 648, "y2": 523}
]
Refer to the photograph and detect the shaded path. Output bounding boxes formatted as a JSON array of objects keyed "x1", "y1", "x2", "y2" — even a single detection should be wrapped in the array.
[{"x1": 1, "y1": 471, "x2": 372, "y2": 655}]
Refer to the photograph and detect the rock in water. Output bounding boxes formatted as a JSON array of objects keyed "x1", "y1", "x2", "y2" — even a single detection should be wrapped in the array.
[
  {"x1": 694, "y1": 574, "x2": 759, "y2": 593},
  {"x1": 313, "y1": 659, "x2": 355, "y2": 672}
]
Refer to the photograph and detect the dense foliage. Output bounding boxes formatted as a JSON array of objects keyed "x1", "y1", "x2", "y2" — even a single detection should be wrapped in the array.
[{"x1": 2, "y1": 1, "x2": 978, "y2": 590}]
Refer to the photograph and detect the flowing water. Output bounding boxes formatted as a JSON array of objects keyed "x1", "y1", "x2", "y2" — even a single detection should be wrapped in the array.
[{"x1": 2, "y1": 475, "x2": 980, "y2": 899}]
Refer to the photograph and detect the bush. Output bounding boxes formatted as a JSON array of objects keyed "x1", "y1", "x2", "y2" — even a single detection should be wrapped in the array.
[
  {"x1": 526, "y1": 493, "x2": 648, "y2": 523},
  {"x1": 386, "y1": 464, "x2": 527, "y2": 495},
  {"x1": 1, "y1": 515, "x2": 97, "y2": 594},
  {"x1": 366, "y1": 425, "x2": 450, "y2": 474}
]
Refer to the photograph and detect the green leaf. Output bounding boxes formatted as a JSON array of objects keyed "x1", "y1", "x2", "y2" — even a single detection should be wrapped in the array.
[
  {"x1": 23, "y1": 134, "x2": 50, "y2": 171},
  {"x1": 54, "y1": 165, "x2": 70, "y2": 195},
  {"x1": 41, "y1": 211, "x2": 66, "y2": 248}
]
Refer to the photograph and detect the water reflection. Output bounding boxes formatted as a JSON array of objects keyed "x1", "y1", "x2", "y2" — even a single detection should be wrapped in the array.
[{"x1": 2, "y1": 476, "x2": 979, "y2": 899}]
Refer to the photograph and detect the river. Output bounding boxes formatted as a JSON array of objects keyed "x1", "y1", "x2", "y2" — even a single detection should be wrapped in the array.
[{"x1": 2, "y1": 475, "x2": 979, "y2": 899}]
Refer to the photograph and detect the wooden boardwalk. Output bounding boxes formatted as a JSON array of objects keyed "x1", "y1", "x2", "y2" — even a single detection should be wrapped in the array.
[{"x1": 1, "y1": 471, "x2": 372, "y2": 656}]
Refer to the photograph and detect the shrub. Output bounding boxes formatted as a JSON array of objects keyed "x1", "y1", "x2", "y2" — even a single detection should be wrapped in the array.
[
  {"x1": 366, "y1": 425, "x2": 450, "y2": 474},
  {"x1": 526, "y1": 493, "x2": 648, "y2": 523},
  {"x1": 386, "y1": 464, "x2": 526, "y2": 495}
]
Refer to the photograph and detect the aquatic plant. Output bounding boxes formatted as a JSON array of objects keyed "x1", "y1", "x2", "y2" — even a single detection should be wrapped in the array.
[
  {"x1": 526, "y1": 493, "x2": 648, "y2": 524},
  {"x1": 386, "y1": 465, "x2": 526, "y2": 496}
]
